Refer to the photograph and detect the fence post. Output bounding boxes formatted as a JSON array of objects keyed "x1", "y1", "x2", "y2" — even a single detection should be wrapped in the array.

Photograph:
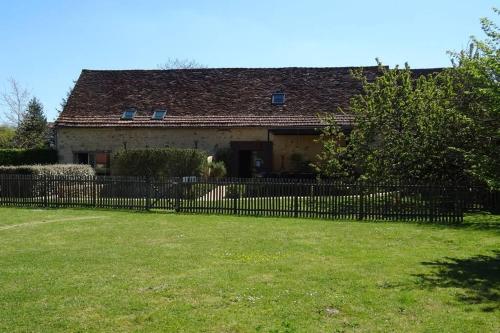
[
  {"x1": 234, "y1": 179, "x2": 241, "y2": 215},
  {"x1": 145, "y1": 177, "x2": 151, "y2": 211},
  {"x1": 358, "y1": 181, "x2": 364, "y2": 220},
  {"x1": 43, "y1": 175, "x2": 48, "y2": 208},
  {"x1": 457, "y1": 185, "x2": 464, "y2": 223},
  {"x1": 175, "y1": 181, "x2": 180, "y2": 213},
  {"x1": 232, "y1": 190, "x2": 238, "y2": 215},
  {"x1": 92, "y1": 176, "x2": 97, "y2": 207},
  {"x1": 294, "y1": 193, "x2": 299, "y2": 218},
  {"x1": 492, "y1": 189, "x2": 500, "y2": 214},
  {"x1": 429, "y1": 185, "x2": 434, "y2": 223}
]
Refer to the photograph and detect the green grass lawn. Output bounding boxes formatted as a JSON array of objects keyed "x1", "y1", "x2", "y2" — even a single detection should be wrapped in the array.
[{"x1": 0, "y1": 208, "x2": 498, "y2": 332}]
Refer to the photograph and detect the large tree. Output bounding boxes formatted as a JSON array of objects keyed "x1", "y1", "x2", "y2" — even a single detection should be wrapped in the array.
[
  {"x1": 446, "y1": 8, "x2": 500, "y2": 188},
  {"x1": 315, "y1": 63, "x2": 471, "y2": 184},
  {"x1": 1, "y1": 78, "x2": 30, "y2": 127},
  {"x1": 315, "y1": 10, "x2": 499, "y2": 187},
  {"x1": 13, "y1": 97, "x2": 49, "y2": 149}
]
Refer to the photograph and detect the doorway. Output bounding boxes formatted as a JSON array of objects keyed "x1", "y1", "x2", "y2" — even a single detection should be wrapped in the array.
[
  {"x1": 238, "y1": 150, "x2": 252, "y2": 178},
  {"x1": 230, "y1": 141, "x2": 273, "y2": 177}
]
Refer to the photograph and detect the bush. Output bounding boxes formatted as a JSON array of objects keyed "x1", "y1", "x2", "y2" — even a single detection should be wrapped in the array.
[
  {"x1": 206, "y1": 161, "x2": 227, "y2": 178},
  {"x1": 215, "y1": 147, "x2": 233, "y2": 175},
  {"x1": 0, "y1": 164, "x2": 95, "y2": 177},
  {"x1": 111, "y1": 148, "x2": 208, "y2": 178},
  {"x1": 0, "y1": 148, "x2": 58, "y2": 166},
  {"x1": 0, "y1": 127, "x2": 15, "y2": 148},
  {"x1": 0, "y1": 164, "x2": 95, "y2": 198}
]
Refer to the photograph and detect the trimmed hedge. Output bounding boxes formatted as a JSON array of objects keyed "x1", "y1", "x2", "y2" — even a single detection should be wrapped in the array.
[
  {"x1": 0, "y1": 149, "x2": 58, "y2": 166},
  {"x1": 111, "y1": 148, "x2": 208, "y2": 178},
  {"x1": 0, "y1": 164, "x2": 95, "y2": 177},
  {"x1": 0, "y1": 164, "x2": 95, "y2": 197}
]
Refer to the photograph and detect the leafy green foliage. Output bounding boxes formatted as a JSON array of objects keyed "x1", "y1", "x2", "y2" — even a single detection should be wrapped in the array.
[
  {"x1": 214, "y1": 147, "x2": 233, "y2": 175},
  {"x1": 13, "y1": 97, "x2": 49, "y2": 149},
  {"x1": 312, "y1": 118, "x2": 352, "y2": 178},
  {"x1": 445, "y1": 8, "x2": 500, "y2": 188},
  {"x1": 316, "y1": 10, "x2": 499, "y2": 188},
  {"x1": 207, "y1": 160, "x2": 227, "y2": 178},
  {"x1": 317, "y1": 63, "x2": 470, "y2": 184},
  {"x1": 352, "y1": 64, "x2": 473, "y2": 183},
  {"x1": 0, "y1": 148, "x2": 58, "y2": 165},
  {"x1": 111, "y1": 148, "x2": 208, "y2": 178},
  {"x1": 0, "y1": 126, "x2": 15, "y2": 148}
]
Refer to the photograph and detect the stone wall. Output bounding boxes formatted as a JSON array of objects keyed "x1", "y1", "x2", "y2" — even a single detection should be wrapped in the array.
[
  {"x1": 270, "y1": 134, "x2": 321, "y2": 173},
  {"x1": 56, "y1": 127, "x2": 321, "y2": 173}
]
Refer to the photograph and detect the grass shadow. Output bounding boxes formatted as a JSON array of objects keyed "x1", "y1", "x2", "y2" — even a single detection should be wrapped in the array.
[
  {"x1": 459, "y1": 213, "x2": 500, "y2": 231},
  {"x1": 407, "y1": 213, "x2": 500, "y2": 231},
  {"x1": 415, "y1": 251, "x2": 500, "y2": 312}
]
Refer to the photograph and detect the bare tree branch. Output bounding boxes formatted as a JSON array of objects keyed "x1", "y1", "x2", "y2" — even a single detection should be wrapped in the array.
[
  {"x1": 157, "y1": 58, "x2": 207, "y2": 70},
  {"x1": 1, "y1": 78, "x2": 30, "y2": 127}
]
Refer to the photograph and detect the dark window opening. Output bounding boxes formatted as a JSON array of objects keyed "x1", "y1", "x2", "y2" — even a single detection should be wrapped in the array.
[
  {"x1": 271, "y1": 93, "x2": 285, "y2": 105},
  {"x1": 76, "y1": 152, "x2": 90, "y2": 165},
  {"x1": 73, "y1": 151, "x2": 110, "y2": 175}
]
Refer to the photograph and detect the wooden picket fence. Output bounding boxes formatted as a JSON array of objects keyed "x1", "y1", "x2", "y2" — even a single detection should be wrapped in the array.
[{"x1": 0, "y1": 174, "x2": 497, "y2": 223}]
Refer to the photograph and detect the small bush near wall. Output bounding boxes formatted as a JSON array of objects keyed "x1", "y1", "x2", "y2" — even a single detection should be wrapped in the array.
[
  {"x1": 214, "y1": 148, "x2": 233, "y2": 175},
  {"x1": 0, "y1": 164, "x2": 95, "y2": 177},
  {"x1": 202, "y1": 161, "x2": 227, "y2": 178},
  {"x1": 0, "y1": 149, "x2": 58, "y2": 166},
  {"x1": 111, "y1": 148, "x2": 208, "y2": 178}
]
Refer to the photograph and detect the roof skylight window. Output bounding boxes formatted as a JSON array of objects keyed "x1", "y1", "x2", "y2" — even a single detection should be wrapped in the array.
[
  {"x1": 271, "y1": 92, "x2": 285, "y2": 105},
  {"x1": 152, "y1": 109, "x2": 167, "y2": 120},
  {"x1": 121, "y1": 108, "x2": 136, "y2": 120}
]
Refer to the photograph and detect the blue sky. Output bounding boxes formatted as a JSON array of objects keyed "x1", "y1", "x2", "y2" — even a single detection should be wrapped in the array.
[{"x1": 0, "y1": 0, "x2": 496, "y2": 121}]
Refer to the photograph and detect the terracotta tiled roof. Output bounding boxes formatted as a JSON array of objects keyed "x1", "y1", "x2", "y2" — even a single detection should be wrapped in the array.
[{"x1": 55, "y1": 67, "x2": 377, "y2": 128}]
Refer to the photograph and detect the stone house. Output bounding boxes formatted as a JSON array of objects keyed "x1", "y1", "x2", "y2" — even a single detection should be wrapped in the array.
[{"x1": 55, "y1": 67, "x2": 381, "y2": 176}]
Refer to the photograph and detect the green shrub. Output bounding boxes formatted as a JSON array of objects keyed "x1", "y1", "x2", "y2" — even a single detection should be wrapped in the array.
[
  {"x1": 0, "y1": 164, "x2": 95, "y2": 177},
  {"x1": 0, "y1": 127, "x2": 15, "y2": 148},
  {"x1": 0, "y1": 164, "x2": 95, "y2": 198},
  {"x1": 0, "y1": 148, "x2": 58, "y2": 166},
  {"x1": 111, "y1": 148, "x2": 208, "y2": 178},
  {"x1": 206, "y1": 161, "x2": 227, "y2": 178},
  {"x1": 215, "y1": 147, "x2": 233, "y2": 175}
]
